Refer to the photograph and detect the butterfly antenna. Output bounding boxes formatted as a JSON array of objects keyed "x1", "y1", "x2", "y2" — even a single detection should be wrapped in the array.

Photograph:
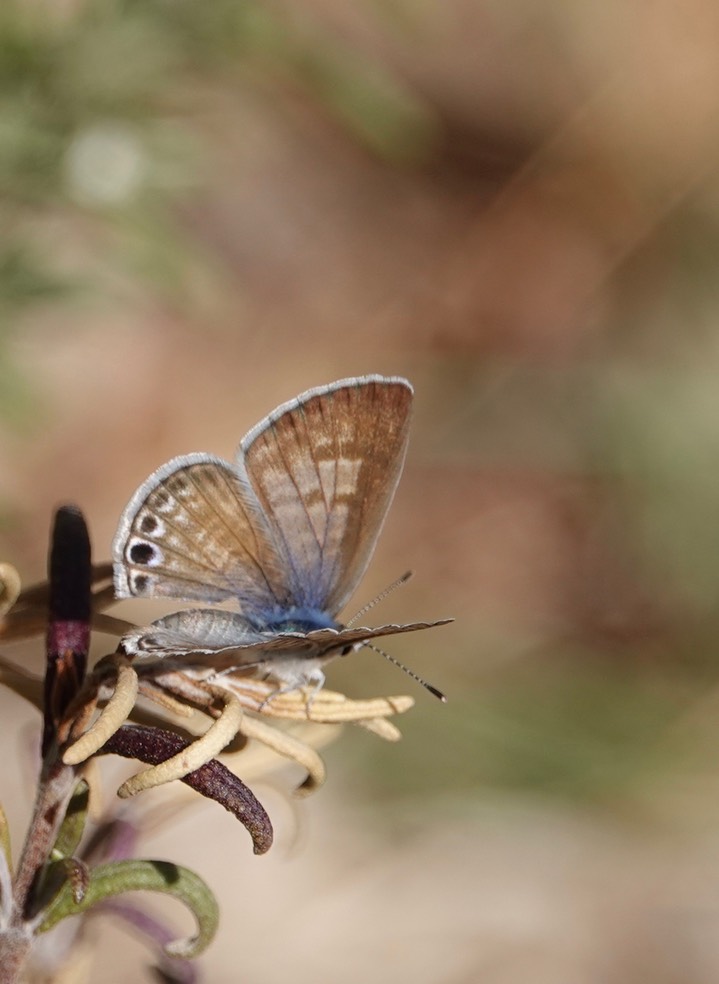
[
  {"x1": 347, "y1": 571, "x2": 414, "y2": 627},
  {"x1": 362, "y1": 641, "x2": 446, "y2": 702}
]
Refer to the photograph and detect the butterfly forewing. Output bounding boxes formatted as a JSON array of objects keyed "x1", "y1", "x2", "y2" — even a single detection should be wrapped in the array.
[
  {"x1": 113, "y1": 455, "x2": 292, "y2": 609},
  {"x1": 240, "y1": 376, "x2": 413, "y2": 616}
]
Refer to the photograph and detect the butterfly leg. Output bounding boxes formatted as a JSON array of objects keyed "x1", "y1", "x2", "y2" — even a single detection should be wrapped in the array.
[
  {"x1": 301, "y1": 667, "x2": 326, "y2": 717},
  {"x1": 207, "y1": 666, "x2": 242, "y2": 682},
  {"x1": 257, "y1": 667, "x2": 326, "y2": 716}
]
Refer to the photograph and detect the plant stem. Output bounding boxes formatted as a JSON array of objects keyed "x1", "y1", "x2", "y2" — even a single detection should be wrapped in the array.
[{"x1": 0, "y1": 756, "x2": 77, "y2": 983}]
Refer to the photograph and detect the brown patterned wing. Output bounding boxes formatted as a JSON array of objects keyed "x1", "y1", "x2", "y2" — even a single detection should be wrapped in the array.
[
  {"x1": 113, "y1": 455, "x2": 293, "y2": 610},
  {"x1": 238, "y1": 375, "x2": 414, "y2": 617}
]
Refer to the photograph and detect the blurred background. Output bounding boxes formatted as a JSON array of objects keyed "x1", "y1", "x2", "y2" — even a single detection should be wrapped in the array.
[{"x1": 4, "y1": 0, "x2": 719, "y2": 980}]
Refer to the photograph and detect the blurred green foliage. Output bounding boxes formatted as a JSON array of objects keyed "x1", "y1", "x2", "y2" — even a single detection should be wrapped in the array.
[{"x1": 0, "y1": 0, "x2": 432, "y2": 328}]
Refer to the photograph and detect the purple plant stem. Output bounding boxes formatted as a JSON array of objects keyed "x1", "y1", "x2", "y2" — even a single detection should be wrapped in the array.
[
  {"x1": 43, "y1": 506, "x2": 91, "y2": 756},
  {"x1": 101, "y1": 725, "x2": 273, "y2": 855},
  {"x1": 0, "y1": 508, "x2": 93, "y2": 982}
]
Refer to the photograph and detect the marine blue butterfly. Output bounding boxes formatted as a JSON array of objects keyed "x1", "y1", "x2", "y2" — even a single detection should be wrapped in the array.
[{"x1": 112, "y1": 375, "x2": 449, "y2": 696}]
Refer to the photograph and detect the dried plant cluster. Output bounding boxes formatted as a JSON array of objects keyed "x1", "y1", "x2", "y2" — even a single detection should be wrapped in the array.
[{"x1": 0, "y1": 506, "x2": 415, "y2": 983}]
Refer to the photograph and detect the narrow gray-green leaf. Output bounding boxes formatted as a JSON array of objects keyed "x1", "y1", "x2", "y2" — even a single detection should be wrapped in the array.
[
  {"x1": 28, "y1": 780, "x2": 92, "y2": 918},
  {"x1": 38, "y1": 859, "x2": 219, "y2": 958},
  {"x1": 0, "y1": 801, "x2": 12, "y2": 920},
  {"x1": 0, "y1": 800, "x2": 11, "y2": 873}
]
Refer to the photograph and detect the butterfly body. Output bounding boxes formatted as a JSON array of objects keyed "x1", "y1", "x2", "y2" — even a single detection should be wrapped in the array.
[
  {"x1": 245, "y1": 606, "x2": 339, "y2": 635},
  {"x1": 113, "y1": 375, "x2": 449, "y2": 694}
]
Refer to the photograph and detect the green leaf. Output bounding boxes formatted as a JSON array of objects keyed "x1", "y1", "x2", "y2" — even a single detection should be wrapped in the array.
[
  {"x1": 38, "y1": 859, "x2": 219, "y2": 958},
  {"x1": 25, "y1": 781, "x2": 91, "y2": 919},
  {"x1": 0, "y1": 800, "x2": 11, "y2": 874}
]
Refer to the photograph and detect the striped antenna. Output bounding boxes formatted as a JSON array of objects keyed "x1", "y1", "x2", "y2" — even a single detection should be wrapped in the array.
[
  {"x1": 361, "y1": 640, "x2": 446, "y2": 702},
  {"x1": 347, "y1": 571, "x2": 413, "y2": 627}
]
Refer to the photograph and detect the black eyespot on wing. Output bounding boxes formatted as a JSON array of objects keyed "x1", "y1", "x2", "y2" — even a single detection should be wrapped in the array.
[
  {"x1": 132, "y1": 574, "x2": 150, "y2": 593},
  {"x1": 139, "y1": 515, "x2": 158, "y2": 534},
  {"x1": 129, "y1": 542, "x2": 156, "y2": 565}
]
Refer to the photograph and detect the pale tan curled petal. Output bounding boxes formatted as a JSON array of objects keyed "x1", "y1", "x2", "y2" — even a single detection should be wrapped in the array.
[
  {"x1": 236, "y1": 714, "x2": 326, "y2": 795},
  {"x1": 140, "y1": 667, "x2": 224, "y2": 708},
  {"x1": 117, "y1": 691, "x2": 243, "y2": 798},
  {"x1": 59, "y1": 691, "x2": 98, "y2": 749},
  {"x1": 0, "y1": 564, "x2": 21, "y2": 618},
  {"x1": 356, "y1": 717, "x2": 403, "y2": 741},
  {"x1": 229, "y1": 720, "x2": 342, "y2": 787},
  {"x1": 174, "y1": 667, "x2": 264, "y2": 696},
  {"x1": 292, "y1": 693, "x2": 414, "y2": 724},
  {"x1": 82, "y1": 759, "x2": 106, "y2": 822},
  {"x1": 62, "y1": 660, "x2": 139, "y2": 765},
  {"x1": 0, "y1": 576, "x2": 48, "y2": 641},
  {"x1": 0, "y1": 653, "x2": 43, "y2": 709},
  {"x1": 134, "y1": 680, "x2": 196, "y2": 718},
  {"x1": 225, "y1": 682, "x2": 415, "y2": 724}
]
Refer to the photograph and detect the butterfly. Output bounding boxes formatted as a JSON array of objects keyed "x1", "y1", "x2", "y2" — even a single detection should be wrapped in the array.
[{"x1": 113, "y1": 375, "x2": 449, "y2": 696}]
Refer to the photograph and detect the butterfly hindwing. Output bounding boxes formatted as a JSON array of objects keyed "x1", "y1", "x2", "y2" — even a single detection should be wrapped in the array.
[
  {"x1": 113, "y1": 454, "x2": 292, "y2": 610},
  {"x1": 122, "y1": 607, "x2": 452, "y2": 677}
]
